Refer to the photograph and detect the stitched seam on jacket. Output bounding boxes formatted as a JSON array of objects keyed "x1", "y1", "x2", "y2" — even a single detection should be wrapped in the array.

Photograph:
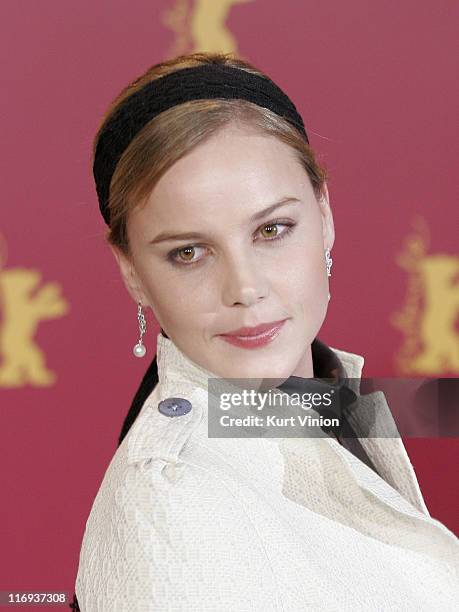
[
  {"x1": 185, "y1": 441, "x2": 372, "y2": 606},
  {"x1": 171, "y1": 456, "x2": 287, "y2": 612}
]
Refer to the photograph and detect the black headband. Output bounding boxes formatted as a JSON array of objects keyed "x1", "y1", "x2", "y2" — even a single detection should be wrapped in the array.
[{"x1": 93, "y1": 63, "x2": 309, "y2": 226}]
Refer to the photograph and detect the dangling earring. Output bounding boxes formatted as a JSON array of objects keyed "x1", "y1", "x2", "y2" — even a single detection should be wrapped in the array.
[
  {"x1": 325, "y1": 248, "x2": 333, "y2": 301},
  {"x1": 133, "y1": 300, "x2": 147, "y2": 358}
]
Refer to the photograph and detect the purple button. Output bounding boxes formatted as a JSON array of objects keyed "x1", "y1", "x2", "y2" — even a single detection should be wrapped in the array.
[{"x1": 158, "y1": 397, "x2": 192, "y2": 417}]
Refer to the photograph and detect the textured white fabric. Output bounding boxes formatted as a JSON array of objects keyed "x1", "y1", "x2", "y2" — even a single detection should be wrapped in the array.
[{"x1": 76, "y1": 332, "x2": 459, "y2": 611}]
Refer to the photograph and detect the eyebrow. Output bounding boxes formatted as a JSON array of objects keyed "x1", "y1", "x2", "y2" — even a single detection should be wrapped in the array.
[{"x1": 148, "y1": 196, "x2": 302, "y2": 245}]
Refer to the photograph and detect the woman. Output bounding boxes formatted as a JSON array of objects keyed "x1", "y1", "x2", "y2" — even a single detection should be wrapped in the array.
[{"x1": 72, "y1": 52, "x2": 458, "y2": 611}]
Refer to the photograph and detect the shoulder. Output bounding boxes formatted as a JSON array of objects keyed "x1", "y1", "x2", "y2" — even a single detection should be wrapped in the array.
[
  {"x1": 125, "y1": 381, "x2": 207, "y2": 465},
  {"x1": 75, "y1": 399, "x2": 277, "y2": 610}
]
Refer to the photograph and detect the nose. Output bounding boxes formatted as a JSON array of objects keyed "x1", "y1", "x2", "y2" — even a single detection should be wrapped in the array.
[{"x1": 221, "y1": 251, "x2": 269, "y2": 307}]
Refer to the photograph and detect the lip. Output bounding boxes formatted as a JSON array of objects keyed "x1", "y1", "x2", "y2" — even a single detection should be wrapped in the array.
[
  {"x1": 220, "y1": 319, "x2": 288, "y2": 337},
  {"x1": 218, "y1": 319, "x2": 288, "y2": 349}
]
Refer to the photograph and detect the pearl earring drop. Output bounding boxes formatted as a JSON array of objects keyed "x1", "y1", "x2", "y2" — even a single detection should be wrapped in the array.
[{"x1": 133, "y1": 300, "x2": 147, "y2": 358}]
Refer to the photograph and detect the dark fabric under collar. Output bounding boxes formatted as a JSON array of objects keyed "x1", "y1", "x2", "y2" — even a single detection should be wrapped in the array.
[
  {"x1": 311, "y1": 337, "x2": 344, "y2": 380},
  {"x1": 277, "y1": 337, "x2": 381, "y2": 477}
]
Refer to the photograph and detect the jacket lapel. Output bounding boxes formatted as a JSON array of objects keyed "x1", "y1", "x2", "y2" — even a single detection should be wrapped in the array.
[{"x1": 330, "y1": 346, "x2": 430, "y2": 515}]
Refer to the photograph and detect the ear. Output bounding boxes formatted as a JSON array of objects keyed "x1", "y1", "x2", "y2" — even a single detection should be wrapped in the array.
[
  {"x1": 318, "y1": 182, "x2": 335, "y2": 252},
  {"x1": 108, "y1": 244, "x2": 149, "y2": 307}
]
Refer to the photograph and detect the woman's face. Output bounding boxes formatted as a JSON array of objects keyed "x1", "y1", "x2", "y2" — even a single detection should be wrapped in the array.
[{"x1": 112, "y1": 124, "x2": 335, "y2": 381}]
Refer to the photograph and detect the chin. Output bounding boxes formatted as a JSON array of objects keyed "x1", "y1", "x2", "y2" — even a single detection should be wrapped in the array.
[{"x1": 241, "y1": 358, "x2": 295, "y2": 383}]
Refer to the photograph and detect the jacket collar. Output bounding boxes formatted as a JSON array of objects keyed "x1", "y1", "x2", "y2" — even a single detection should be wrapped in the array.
[
  {"x1": 127, "y1": 331, "x2": 429, "y2": 516},
  {"x1": 127, "y1": 331, "x2": 366, "y2": 465},
  {"x1": 156, "y1": 330, "x2": 366, "y2": 393}
]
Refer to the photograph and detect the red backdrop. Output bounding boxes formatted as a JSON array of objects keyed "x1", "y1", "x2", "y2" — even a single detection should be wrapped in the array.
[{"x1": 1, "y1": 0, "x2": 457, "y2": 604}]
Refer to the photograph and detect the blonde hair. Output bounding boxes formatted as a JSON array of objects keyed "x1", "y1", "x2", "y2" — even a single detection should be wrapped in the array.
[{"x1": 92, "y1": 51, "x2": 329, "y2": 258}]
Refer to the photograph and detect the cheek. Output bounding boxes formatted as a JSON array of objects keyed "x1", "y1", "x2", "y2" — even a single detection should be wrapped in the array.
[
  {"x1": 144, "y1": 269, "x2": 212, "y2": 329},
  {"x1": 276, "y1": 241, "x2": 325, "y2": 298},
  {"x1": 274, "y1": 246, "x2": 328, "y2": 331}
]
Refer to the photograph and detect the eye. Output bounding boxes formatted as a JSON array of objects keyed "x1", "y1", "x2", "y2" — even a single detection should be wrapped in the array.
[
  {"x1": 168, "y1": 245, "x2": 208, "y2": 266},
  {"x1": 256, "y1": 221, "x2": 296, "y2": 242}
]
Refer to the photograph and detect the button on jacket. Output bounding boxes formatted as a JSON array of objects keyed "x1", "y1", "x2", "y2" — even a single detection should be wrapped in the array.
[{"x1": 75, "y1": 332, "x2": 459, "y2": 611}]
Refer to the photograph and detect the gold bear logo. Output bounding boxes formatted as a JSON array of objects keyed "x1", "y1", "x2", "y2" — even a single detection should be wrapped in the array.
[
  {"x1": 0, "y1": 233, "x2": 70, "y2": 387},
  {"x1": 162, "y1": 0, "x2": 254, "y2": 57},
  {"x1": 392, "y1": 216, "x2": 459, "y2": 374}
]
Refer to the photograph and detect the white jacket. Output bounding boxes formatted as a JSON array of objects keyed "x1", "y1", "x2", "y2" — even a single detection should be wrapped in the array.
[{"x1": 75, "y1": 332, "x2": 459, "y2": 611}]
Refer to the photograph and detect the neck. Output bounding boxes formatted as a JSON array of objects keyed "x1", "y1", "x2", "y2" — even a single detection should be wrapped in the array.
[{"x1": 289, "y1": 344, "x2": 314, "y2": 378}]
